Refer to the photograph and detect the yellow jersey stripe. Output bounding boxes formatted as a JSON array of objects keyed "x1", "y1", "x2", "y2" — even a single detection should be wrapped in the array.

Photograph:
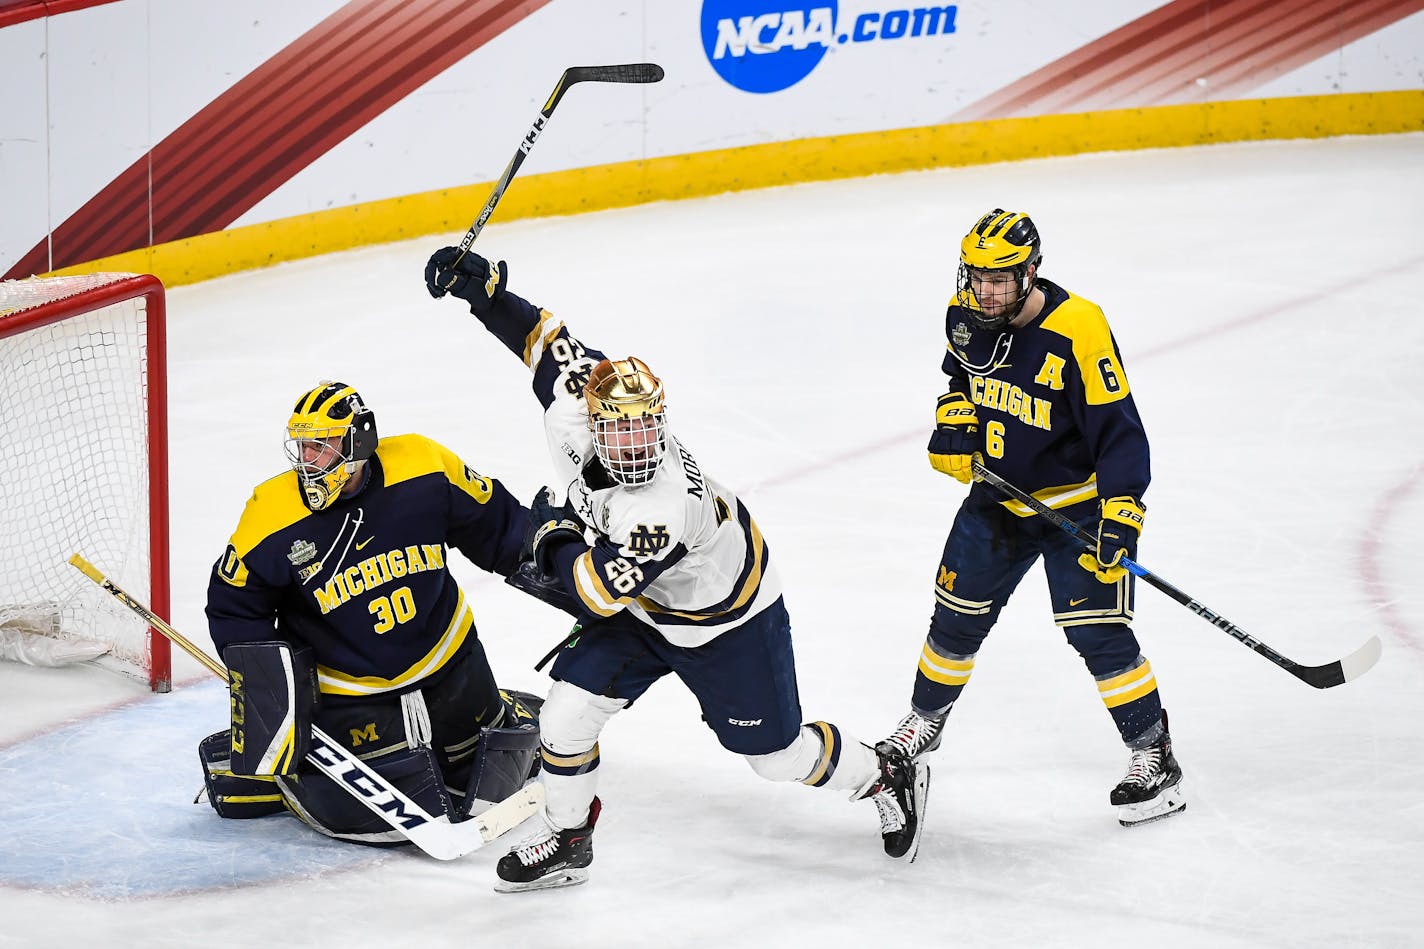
[
  {"x1": 542, "y1": 743, "x2": 600, "y2": 769},
  {"x1": 1097, "y1": 661, "x2": 1156, "y2": 708},
  {"x1": 1001, "y1": 475, "x2": 1099, "y2": 517},
  {"x1": 523, "y1": 312, "x2": 564, "y2": 369},
  {"x1": 573, "y1": 551, "x2": 622, "y2": 616},
  {"x1": 802, "y1": 722, "x2": 837, "y2": 787},
  {"x1": 934, "y1": 587, "x2": 992, "y2": 615},
  {"x1": 919, "y1": 646, "x2": 975, "y2": 686},
  {"x1": 316, "y1": 589, "x2": 474, "y2": 696}
]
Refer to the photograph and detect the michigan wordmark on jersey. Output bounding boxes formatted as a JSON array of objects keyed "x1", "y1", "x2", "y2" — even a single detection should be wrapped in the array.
[{"x1": 942, "y1": 277, "x2": 1150, "y2": 514}]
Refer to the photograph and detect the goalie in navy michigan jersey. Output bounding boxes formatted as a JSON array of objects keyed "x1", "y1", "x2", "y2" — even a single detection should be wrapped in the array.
[
  {"x1": 877, "y1": 209, "x2": 1186, "y2": 827},
  {"x1": 198, "y1": 382, "x2": 543, "y2": 846},
  {"x1": 427, "y1": 246, "x2": 929, "y2": 891}
]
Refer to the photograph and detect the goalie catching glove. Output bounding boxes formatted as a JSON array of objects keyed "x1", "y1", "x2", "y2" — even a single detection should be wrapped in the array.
[
  {"x1": 424, "y1": 247, "x2": 508, "y2": 313},
  {"x1": 927, "y1": 390, "x2": 979, "y2": 484},
  {"x1": 1077, "y1": 496, "x2": 1146, "y2": 584}
]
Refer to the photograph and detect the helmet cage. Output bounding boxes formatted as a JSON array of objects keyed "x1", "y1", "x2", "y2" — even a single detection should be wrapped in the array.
[
  {"x1": 955, "y1": 261, "x2": 1036, "y2": 331},
  {"x1": 285, "y1": 382, "x2": 378, "y2": 511},
  {"x1": 584, "y1": 357, "x2": 667, "y2": 486},
  {"x1": 955, "y1": 208, "x2": 1042, "y2": 331}
]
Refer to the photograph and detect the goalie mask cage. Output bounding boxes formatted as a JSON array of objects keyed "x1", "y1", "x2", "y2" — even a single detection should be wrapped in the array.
[{"x1": 0, "y1": 273, "x2": 171, "y2": 691}]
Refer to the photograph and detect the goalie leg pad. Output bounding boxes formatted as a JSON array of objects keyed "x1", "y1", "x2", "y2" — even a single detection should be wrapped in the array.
[
  {"x1": 223, "y1": 640, "x2": 318, "y2": 776},
  {"x1": 197, "y1": 730, "x2": 286, "y2": 819},
  {"x1": 458, "y1": 722, "x2": 541, "y2": 819},
  {"x1": 278, "y1": 745, "x2": 456, "y2": 846}
]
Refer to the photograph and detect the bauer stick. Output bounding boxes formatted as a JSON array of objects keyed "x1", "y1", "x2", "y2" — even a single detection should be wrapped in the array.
[
  {"x1": 68, "y1": 553, "x2": 544, "y2": 860},
  {"x1": 434, "y1": 62, "x2": 664, "y2": 290},
  {"x1": 968, "y1": 462, "x2": 1382, "y2": 689}
]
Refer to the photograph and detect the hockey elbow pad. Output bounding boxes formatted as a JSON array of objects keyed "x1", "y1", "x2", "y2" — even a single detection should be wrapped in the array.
[{"x1": 223, "y1": 641, "x2": 318, "y2": 776}]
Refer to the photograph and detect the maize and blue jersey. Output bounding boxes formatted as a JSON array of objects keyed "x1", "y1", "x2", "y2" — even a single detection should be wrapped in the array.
[
  {"x1": 206, "y1": 433, "x2": 526, "y2": 698},
  {"x1": 944, "y1": 277, "x2": 1150, "y2": 514}
]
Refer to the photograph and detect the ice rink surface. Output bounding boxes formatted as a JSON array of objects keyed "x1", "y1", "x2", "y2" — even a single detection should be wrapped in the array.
[{"x1": 2, "y1": 133, "x2": 1422, "y2": 947}]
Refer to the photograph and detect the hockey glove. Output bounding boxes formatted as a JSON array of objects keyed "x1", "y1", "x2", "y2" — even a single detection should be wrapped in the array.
[
  {"x1": 424, "y1": 246, "x2": 508, "y2": 312},
  {"x1": 524, "y1": 487, "x2": 584, "y2": 577},
  {"x1": 927, "y1": 390, "x2": 979, "y2": 484},
  {"x1": 1077, "y1": 496, "x2": 1146, "y2": 584}
]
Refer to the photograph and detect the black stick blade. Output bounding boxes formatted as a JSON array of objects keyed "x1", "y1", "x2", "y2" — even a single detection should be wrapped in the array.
[{"x1": 568, "y1": 63, "x2": 664, "y2": 84}]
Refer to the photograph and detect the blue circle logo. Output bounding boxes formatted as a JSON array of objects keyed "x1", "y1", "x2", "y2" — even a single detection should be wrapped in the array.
[{"x1": 700, "y1": 1, "x2": 838, "y2": 94}]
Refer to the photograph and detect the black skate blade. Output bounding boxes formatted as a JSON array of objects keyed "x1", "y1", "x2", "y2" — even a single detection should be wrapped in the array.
[{"x1": 494, "y1": 868, "x2": 589, "y2": 893}]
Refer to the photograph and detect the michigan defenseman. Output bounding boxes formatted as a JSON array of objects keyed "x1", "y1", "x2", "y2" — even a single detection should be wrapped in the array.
[
  {"x1": 426, "y1": 246, "x2": 929, "y2": 891},
  {"x1": 200, "y1": 382, "x2": 542, "y2": 845},
  {"x1": 877, "y1": 209, "x2": 1185, "y2": 827}
]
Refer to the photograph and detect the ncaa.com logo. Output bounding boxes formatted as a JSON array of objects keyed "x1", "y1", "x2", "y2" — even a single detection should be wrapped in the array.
[{"x1": 700, "y1": 1, "x2": 958, "y2": 94}]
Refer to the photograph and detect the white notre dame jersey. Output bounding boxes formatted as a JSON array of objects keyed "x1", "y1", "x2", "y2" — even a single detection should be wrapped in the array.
[{"x1": 532, "y1": 319, "x2": 784, "y2": 649}]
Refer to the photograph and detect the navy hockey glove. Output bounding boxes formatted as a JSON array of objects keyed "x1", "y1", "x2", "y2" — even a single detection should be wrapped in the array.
[
  {"x1": 524, "y1": 487, "x2": 584, "y2": 577},
  {"x1": 927, "y1": 390, "x2": 979, "y2": 484},
  {"x1": 1077, "y1": 496, "x2": 1146, "y2": 584},
  {"x1": 424, "y1": 246, "x2": 507, "y2": 312}
]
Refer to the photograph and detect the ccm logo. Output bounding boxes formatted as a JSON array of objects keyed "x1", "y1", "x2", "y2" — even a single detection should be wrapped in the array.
[{"x1": 727, "y1": 718, "x2": 763, "y2": 727}]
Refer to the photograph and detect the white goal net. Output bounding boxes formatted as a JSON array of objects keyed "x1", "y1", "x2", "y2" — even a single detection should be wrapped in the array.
[{"x1": 0, "y1": 273, "x2": 171, "y2": 691}]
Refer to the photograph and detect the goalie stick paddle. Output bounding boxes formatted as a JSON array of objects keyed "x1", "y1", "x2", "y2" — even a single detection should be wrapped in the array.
[
  {"x1": 67, "y1": 553, "x2": 545, "y2": 859},
  {"x1": 968, "y1": 463, "x2": 1383, "y2": 689},
  {"x1": 435, "y1": 62, "x2": 665, "y2": 287}
]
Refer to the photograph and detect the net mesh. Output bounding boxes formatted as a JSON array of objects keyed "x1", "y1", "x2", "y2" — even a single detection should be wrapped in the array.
[{"x1": 0, "y1": 274, "x2": 154, "y2": 674}]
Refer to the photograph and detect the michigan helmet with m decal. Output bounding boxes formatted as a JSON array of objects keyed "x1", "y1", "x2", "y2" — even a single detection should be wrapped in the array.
[
  {"x1": 955, "y1": 208, "x2": 1043, "y2": 331},
  {"x1": 584, "y1": 357, "x2": 667, "y2": 486},
  {"x1": 284, "y1": 381, "x2": 379, "y2": 511}
]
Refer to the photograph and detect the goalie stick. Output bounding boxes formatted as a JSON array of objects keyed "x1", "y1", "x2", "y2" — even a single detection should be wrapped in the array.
[
  {"x1": 969, "y1": 462, "x2": 1382, "y2": 689},
  {"x1": 68, "y1": 553, "x2": 544, "y2": 860},
  {"x1": 434, "y1": 62, "x2": 665, "y2": 288}
]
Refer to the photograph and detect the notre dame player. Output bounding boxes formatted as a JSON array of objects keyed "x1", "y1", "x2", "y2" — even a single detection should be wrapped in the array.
[
  {"x1": 877, "y1": 209, "x2": 1186, "y2": 827},
  {"x1": 198, "y1": 382, "x2": 542, "y2": 845},
  {"x1": 425, "y1": 246, "x2": 929, "y2": 892}
]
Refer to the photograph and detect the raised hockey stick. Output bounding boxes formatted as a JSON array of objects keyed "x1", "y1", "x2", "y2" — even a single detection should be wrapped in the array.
[
  {"x1": 434, "y1": 62, "x2": 664, "y2": 290},
  {"x1": 67, "y1": 553, "x2": 544, "y2": 859},
  {"x1": 968, "y1": 462, "x2": 1382, "y2": 689}
]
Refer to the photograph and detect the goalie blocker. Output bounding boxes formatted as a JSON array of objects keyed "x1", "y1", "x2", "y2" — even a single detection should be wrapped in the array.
[{"x1": 198, "y1": 640, "x2": 542, "y2": 845}]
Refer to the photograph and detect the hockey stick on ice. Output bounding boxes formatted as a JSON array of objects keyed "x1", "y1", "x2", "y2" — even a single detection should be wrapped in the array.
[
  {"x1": 433, "y1": 62, "x2": 664, "y2": 290},
  {"x1": 68, "y1": 553, "x2": 544, "y2": 859},
  {"x1": 969, "y1": 462, "x2": 1382, "y2": 689}
]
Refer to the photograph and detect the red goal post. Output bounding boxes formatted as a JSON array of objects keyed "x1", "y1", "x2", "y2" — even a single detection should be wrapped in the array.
[{"x1": 0, "y1": 273, "x2": 171, "y2": 691}]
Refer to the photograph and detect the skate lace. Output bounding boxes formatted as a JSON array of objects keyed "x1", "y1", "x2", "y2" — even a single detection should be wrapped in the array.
[
  {"x1": 1122, "y1": 747, "x2": 1163, "y2": 788},
  {"x1": 512, "y1": 830, "x2": 561, "y2": 867},
  {"x1": 872, "y1": 786, "x2": 906, "y2": 836},
  {"x1": 888, "y1": 712, "x2": 938, "y2": 757}
]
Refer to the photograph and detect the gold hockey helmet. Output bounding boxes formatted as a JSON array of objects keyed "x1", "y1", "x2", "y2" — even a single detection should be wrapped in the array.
[
  {"x1": 955, "y1": 208, "x2": 1043, "y2": 330},
  {"x1": 584, "y1": 357, "x2": 667, "y2": 485},
  {"x1": 283, "y1": 381, "x2": 378, "y2": 511}
]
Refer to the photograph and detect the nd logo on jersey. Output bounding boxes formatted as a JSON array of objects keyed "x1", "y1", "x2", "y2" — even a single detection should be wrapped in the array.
[{"x1": 700, "y1": 1, "x2": 958, "y2": 94}]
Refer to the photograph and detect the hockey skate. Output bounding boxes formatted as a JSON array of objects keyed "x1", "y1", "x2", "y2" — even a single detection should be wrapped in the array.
[
  {"x1": 494, "y1": 797, "x2": 601, "y2": 893},
  {"x1": 875, "y1": 709, "x2": 945, "y2": 760},
  {"x1": 1111, "y1": 730, "x2": 1185, "y2": 827},
  {"x1": 860, "y1": 749, "x2": 931, "y2": 862}
]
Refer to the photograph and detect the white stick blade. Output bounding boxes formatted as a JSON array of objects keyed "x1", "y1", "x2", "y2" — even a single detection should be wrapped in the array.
[{"x1": 1340, "y1": 635, "x2": 1383, "y2": 683}]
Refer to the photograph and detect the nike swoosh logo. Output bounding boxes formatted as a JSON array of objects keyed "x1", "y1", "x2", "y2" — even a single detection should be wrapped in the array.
[
  {"x1": 1069, "y1": 597, "x2": 1088, "y2": 607},
  {"x1": 356, "y1": 537, "x2": 374, "y2": 551}
]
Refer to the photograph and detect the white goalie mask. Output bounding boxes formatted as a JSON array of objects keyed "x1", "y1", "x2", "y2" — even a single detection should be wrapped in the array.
[{"x1": 584, "y1": 357, "x2": 667, "y2": 486}]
